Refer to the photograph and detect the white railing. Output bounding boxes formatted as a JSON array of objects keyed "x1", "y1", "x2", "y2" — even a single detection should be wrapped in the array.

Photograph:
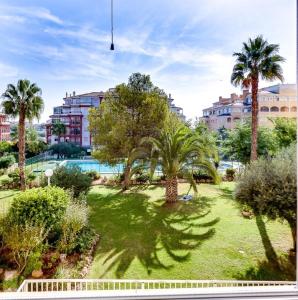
[{"x1": 17, "y1": 279, "x2": 295, "y2": 293}]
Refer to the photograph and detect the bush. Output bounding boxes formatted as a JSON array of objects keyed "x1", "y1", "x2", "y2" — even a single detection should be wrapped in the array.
[
  {"x1": 46, "y1": 166, "x2": 92, "y2": 197},
  {"x1": 225, "y1": 168, "x2": 236, "y2": 181},
  {"x1": 193, "y1": 170, "x2": 214, "y2": 183},
  {"x1": 0, "y1": 155, "x2": 15, "y2": 169},
  {"x1": 135, "y1": 172, "x2": 150, "y2": 184},
  {"x1": 2, "y1": 223, "x2": 47, "y2": 273},
  {"x1": 7, "y1": 169, "x2": 36, "y2": 189},
  {"x1": 8, "y1": 186, "x2": 70, "y2": 229},
  {"x1": 234, "y1": 145, "x2": 296, "y2": 248},
  {"x1": 1, "y1": 178, "x2": 13, "y2": 189},
  {"x1": 85, "y1": 170, "x2": 101, "y2": 180},
  {"x1": 58, "y1": 202, "x2": 89, "y2": 254},
  {"x1": 72, "y1": 227, "x2": 96, "y2": 253}
]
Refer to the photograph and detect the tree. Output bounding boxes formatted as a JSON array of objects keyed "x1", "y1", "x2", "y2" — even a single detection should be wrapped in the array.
[
  {"x1": 2, "y1": 80, "x2": 44, "y2": 190},
  {"x1": 234, "y1": 145, "x2": 296, "y2": 250},
  {"x1": 271, "y1": 117, "x2": 296, "y2": 149},
  {"x1": 49, "y1": 142, "x2": 85, "y2": 159},
  {"x1": 26, "y1": 127, "x2": 47, "y2": 156},
  {"x1": 145, "y1": 126, "x2": 219, "y2": 203},
  {"x1": 89, "y1": 73, "x2": 169, "y2": 190},
  {"x1": 0, "y1": 141, "x2": 12, "y2": 156},
  {"x1": 231, "y1": 36, "x2": 284, "y2": 161},
  {"x1": 51, "y1": 121, "x2": 66, "y2": 143},
  {"x1": 223, "y1": 121, "x2": 278, "y2": 164}
]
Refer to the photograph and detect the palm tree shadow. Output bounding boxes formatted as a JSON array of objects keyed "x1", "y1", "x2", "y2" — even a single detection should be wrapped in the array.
[
  {"x1": 234, "y1": 255, "x2": 295, "y2": 280},
  {"x1": 88, "y1": 191, "x2": 219, "y2": 278}
]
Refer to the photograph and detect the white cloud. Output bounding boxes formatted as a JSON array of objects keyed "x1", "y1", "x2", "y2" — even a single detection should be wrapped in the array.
[
  {"x1": 0, "y1": 5, "x2": 63, "y2": 25},
  {"x1": 0, "y1": 62, "x2": 18, "y2": 77}
]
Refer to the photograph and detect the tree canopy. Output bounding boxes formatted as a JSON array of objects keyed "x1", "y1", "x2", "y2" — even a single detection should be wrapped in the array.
[
  {"x1": 88, "y1": 73, "x2": 170, "y2": 189},
  {"x1": 234, "y1": 145, "x2": 296, "y2": 249},
  {"x1": 223, "y1": 121, "x2": 278, "y2": 164},
  {"x1": 271, "y1": 117, "x2": 296, "y2": 149}
]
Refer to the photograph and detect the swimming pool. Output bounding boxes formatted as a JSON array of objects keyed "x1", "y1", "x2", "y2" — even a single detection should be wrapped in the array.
[{"x1": 59, "y1": 160, "x2": 123, "y2": 174}]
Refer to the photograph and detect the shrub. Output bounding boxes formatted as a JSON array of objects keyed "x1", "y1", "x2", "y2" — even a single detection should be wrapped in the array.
[
  {"x1": 0, "y1": 155, "x2": 15, "y2": 169},
  {"x1": 193, "y1": 170, "x2": 214, "y2": 183},
  {"x1": 0, "y1": 178, "x2": 13, "y2": 189},
  {"x1": 58, "y1": 202, "x2": 89, "y2": 254},
  {"x1": 225, "y1": 168, "x2": 236, "y2": 181},
  {"x1": 135, "y1": 172, "x2": 150, "y2": 184},
  {"x1": 8, "y1": 186, "x2": 70, "y2": 229},
  {"x1": 234, "y1": 145, "x2": 296, "y2": 249},
  {"x1": 46, "y1": 166, "x2": 92, "y2": 197},
  {"x1": 72, "y1": 227, "x2": 96, "y2": 253},
  {"x1": 85, "y1": 170, "x2": 101, "y2": 180},
  {"x1": 7, "y1": 169, "x2": 36, "y2": 189},
  {"x1": 2, "y1": 223, "x2": 47, "y2": 273}
]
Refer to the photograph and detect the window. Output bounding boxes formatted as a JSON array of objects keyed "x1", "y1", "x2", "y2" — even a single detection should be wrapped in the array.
[
  {"x1": 270, "y1": 106, "x2": 279, "y2": 112},
  {"x1": 280, "y1": 106, "x2": 289, "y2": 112},
  {"x1": 291, "y1": 106, "x2": 297, "y2": 112},
  {"x1": 260, "y1": 106, "x2": 269, "y2": 112}
]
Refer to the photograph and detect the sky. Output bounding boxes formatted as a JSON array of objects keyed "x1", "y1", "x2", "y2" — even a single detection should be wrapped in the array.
[{"x1": 0, "y1": 0, "x2": 295, "y2": 122}]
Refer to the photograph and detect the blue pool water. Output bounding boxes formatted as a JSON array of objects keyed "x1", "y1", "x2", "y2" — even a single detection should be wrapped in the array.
[{"x1": 60, "y1": 160, "x2": 123, "y2": 174}]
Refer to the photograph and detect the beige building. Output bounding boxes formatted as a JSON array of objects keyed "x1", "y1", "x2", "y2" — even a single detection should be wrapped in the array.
[{"x1": 200, "y1": 84, "x2": 297, "y2": 131}]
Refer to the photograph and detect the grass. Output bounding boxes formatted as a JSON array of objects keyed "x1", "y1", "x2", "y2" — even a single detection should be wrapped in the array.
[
  {"x1": 87, "y1": 183, "x2": 295, "y2": 280},
  {"x1": 0, "y1": 189, "x2": 20, "y2": 215}
]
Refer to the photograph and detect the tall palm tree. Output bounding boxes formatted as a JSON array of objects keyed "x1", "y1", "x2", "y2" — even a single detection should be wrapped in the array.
[
  {"x1": 52, "y1": 120, "x2": 66, "y2": 143},
  {"x1": 231, "y1": 35, "x2": 284, "y2": 161},
  {"x1": 146, "y1": 126, "x2": 219, "y2": 203},
  {"x1": 2, "y1": 79, "x2": 44, "y2": 190}
]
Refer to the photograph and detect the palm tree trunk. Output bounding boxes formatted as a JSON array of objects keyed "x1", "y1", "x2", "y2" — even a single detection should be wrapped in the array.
[
  {"x1": 165, "y1": 177, "x2": 178, "y2": 203},
  {"x1": 250, "y1": 78, "x2": 259, "y2": 161},
  {"x1": 18, "y1": 108, "x2": 26, "y2": 191},
  {"x1": 122, "y1": 164, "x2": 131, "y2": 191}
]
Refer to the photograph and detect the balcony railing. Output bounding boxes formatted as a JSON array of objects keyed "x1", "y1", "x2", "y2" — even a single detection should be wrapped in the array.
[{"x1": 17, "y1": 279, "x2": 295, "y2": 293}]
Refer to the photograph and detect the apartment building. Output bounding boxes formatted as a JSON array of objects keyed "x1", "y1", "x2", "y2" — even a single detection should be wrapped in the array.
[
  {"x1": 168, "y1": 94, "x2": 186, "y2": 121},
  {"x1": 0, "y1": 114, "x2": 10, "y2": 141},
  {"x1": 47, "y1": 90, "x2": 186, "y2": 148},
  {"x1": 200, "y1": 84, "x2": 297, "y2": 131},
  {"x1": 46, "y1": 91, "x2": 104, "y2": 148}
]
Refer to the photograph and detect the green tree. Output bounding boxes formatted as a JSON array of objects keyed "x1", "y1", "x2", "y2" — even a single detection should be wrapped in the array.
[
  {"x1": 26, "y1": 127, "x2": 47, "y2": 156},
  {"x1": 223, "y1": 121, "x2": 278, "y2": 164},
  {"x1": 234, "y1": 145, "x2": 296, "y2": 250},
  {"x1": 145, "y1": 126, "x2": 219, "y2": 203},
  {"x1": 2, "y1": 80, "x2": 44, "y2": 190},
  {"x1": 0, "y1": 141, "x2": 12, "y2": 156},
  {"x1": 51, "y1": 120, "x2": 66, "y2": 143},
  {"x1": 49, "y1": 142, "x2": 85, "y2": 159},
  {"x1": 89, "y1": 73, "x2": 169, "y2": 190},
  {"x1": 271, "y1": 117, "x2": 296, "y2": 149},
  {"x1": 231, "y1": 36, "x2": 284, "y2": 161}
]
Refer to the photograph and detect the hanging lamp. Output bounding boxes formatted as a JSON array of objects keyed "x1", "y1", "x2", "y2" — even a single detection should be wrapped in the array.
[{"x1": 110, "y1": 0, "x2": 114, "y2": 50}]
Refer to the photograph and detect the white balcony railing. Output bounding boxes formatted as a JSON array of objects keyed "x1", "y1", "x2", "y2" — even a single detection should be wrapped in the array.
[{"x1": 17, "y1": 279, "x2": 295, "y2": 293}]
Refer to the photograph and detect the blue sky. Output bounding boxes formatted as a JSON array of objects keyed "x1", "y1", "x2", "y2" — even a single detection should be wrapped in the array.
[{"x1": 0, "y1": 0, "x2": 295, "y2": 122}]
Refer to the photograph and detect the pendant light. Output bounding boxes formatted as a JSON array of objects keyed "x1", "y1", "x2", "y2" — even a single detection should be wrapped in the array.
[{"x1": 110, "y1": 0, "x2": 114, "y2": 50}]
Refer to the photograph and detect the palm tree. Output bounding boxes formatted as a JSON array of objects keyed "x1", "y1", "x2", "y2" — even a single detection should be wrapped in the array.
[
  {"x1": 2, "y1": 79, "x2": 44, "y2": 190},
  {"x1": 231, "y1": 35, "x2": 284, "y2": 161},
  {"x1": 146, "y1": 126, "x2": 219, "y2": 204},
  {"x1": 51, "y1": 120, "x2": 66, "y2": 143}
]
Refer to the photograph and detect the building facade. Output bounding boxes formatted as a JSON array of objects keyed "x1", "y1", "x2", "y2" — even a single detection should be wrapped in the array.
[
  {"x1": 200, "y1": 84, "x2": 297, "y2": 131},
  {"x1": 168, "y1": 94, "x2": 186, "y2": 121},
  {"x1": 47, "y1": 90, "x2": 186, "y2": 148},
  {"x1": 46, "y1": 92, "x2": 104, "y2": 148},
  {"x1": 0, "y1": 114, "x2": 10, "y2": 141}
]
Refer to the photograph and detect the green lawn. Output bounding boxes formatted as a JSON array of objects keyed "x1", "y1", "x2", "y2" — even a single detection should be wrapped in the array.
[
  {"x1": 87, "y1": 183, "x2": 294, "y2": 280},
  {"x1": 0, "y1": 189, "x2": 20, "y2": 214}
]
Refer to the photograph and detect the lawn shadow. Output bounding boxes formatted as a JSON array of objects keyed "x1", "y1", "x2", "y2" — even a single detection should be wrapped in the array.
[
  {"x1": 88, "y1": 191, "x2": 219, "y2": 278},
  {"x1": 234, "y1": 255, "x2": 295, "y2": 280}
]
